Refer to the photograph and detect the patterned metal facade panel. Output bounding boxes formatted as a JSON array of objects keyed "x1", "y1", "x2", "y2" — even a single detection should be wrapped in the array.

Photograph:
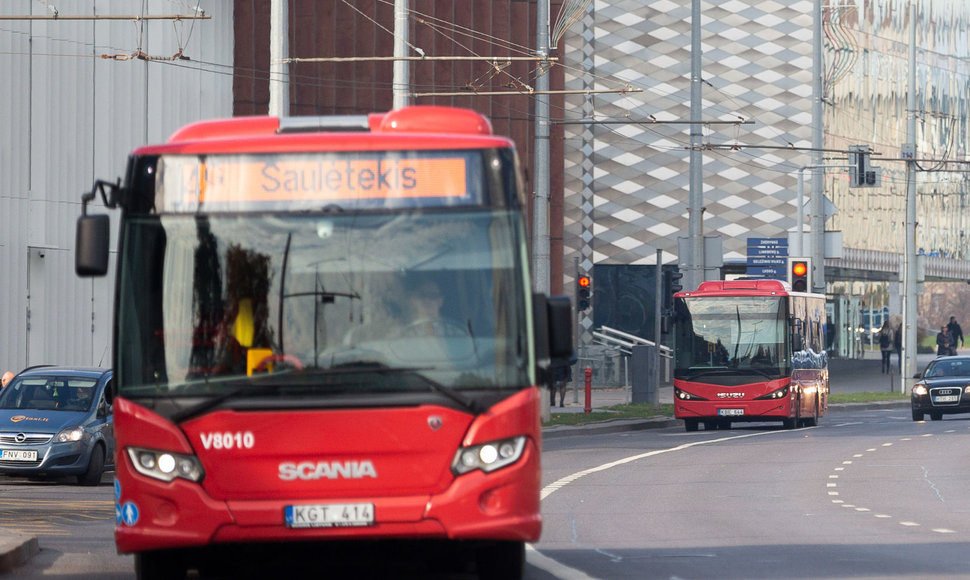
[
  {"x1": 563, "y1": 0, "x2": 814, "y2": 280},
  {"x1": 562, "y1": 0, "x2": 970, "y2": 344},
  {"x1": 0, "y1": 1, "x2": 234, "y2": 370}
]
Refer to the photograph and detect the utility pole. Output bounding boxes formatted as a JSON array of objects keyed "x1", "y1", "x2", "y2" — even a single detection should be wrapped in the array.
[
  {"x1": 902, "y1": 1, "x2": 918, "y2": 393},
  {"x1": 809, "y1": 0, "x2": 824, "y2": 291},
  {"x1": 269, "y1": 0, "x2": 289, "y2": 117},
  {"x1": 533, "y1": 0, "x2": 551, "y2": 294},
  {"x1": 392, "y1": 0, "x2": 410, "y2": 110},
  {"x1": 687, "y1": 0, "x2": 704, "y2": 291}
]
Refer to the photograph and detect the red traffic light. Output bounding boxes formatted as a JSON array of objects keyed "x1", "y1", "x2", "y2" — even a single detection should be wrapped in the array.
[
  {"x1": 791, "y1": 262, "x2": 807, "y2": 277},
  {"x1": 578, "y1": 275, "x2": 591, "y2": 288}
]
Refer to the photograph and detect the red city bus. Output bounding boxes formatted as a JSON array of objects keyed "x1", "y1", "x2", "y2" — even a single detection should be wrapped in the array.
[
  {"x1": 75, "y1": 106, "x2": 572, "y2": 579},
  {"x1": 670, "y1": 279, "x2": 828, "y2": 432}
]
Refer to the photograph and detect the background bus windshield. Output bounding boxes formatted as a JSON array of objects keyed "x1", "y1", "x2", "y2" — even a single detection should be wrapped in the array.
[
  {"x1": 115, "y1": 209, "x2": 529, "y2": 398},
  {"x1": 673, "y1": 296, "x2": 789, "y2": 382}
]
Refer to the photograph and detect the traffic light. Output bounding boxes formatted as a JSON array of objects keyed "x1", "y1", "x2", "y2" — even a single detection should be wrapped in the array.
[
  {"x1": 788, "y1": 257, "x2": 811, "y2": 292},
  {"x1": 668, "y1": 269, "x2": 683, "y2": 294},
  {"x1": 662, "y1": 269, "x2": 684, "y2": 312},
  {"x1": 576, "y1": 274, "x2": 591, "y2": 311},
  {"x1": 849, "y1": 145, "x2": 881, "y2": 187}
]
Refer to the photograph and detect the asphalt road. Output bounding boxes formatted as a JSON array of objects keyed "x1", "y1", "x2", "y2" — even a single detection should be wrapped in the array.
[{"x1": 533, "y1": 403, "x2": 970, "y2": 579}]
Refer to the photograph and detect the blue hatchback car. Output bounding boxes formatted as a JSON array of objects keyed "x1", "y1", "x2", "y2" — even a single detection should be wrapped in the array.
[{"x1": 0, "y1": 366, "x2": 114, "y2": 485}]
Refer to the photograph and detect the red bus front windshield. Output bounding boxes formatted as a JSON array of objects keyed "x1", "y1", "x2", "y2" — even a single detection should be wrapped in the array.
[
  {"x1": 115, "y1": 152, "x2": 532, "y2": 419},
  {"x1": 672, "y1": 296, "x2": 791, "y2": 386}
]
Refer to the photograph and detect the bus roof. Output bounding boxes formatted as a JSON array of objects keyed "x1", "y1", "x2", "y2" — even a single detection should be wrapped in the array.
[
  {"x1": 133, "y1": 106, "x2": 514, "y2": 156},
  {"x1": 678, "y1": 279, "x2": 794, "y2": 297}
]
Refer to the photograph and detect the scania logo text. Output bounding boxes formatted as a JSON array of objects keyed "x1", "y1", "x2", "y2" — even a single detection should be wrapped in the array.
[{"x1": 279, "y1": 460, "x2": 378, "y2": 481}]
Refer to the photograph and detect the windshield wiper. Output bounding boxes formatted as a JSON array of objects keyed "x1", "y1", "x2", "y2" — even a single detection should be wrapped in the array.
[
  {"x1": 683, "y1": 367, "x2": 729, "y2": 381},
  {"x1": 320, "y1": 362, "x2": 484, "y2": 414},
  {"x1": 170, "y1": 381, "x2": 275, "y2": 423},
  {"x1": 170, "y1": 363, "x2": 484, "y2": 421}
]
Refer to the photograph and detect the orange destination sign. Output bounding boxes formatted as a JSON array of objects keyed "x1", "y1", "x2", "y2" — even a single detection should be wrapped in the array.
[{"x1": 166, "y1": 155, "x2": 469, "y2": 208}]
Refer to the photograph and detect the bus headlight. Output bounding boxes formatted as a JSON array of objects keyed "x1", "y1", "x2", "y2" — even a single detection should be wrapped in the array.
[
  {"x1": 756, "y1": 386, "x2": 790, "y2": 400},
  {"x1": 675, "y1": 388, "x2": 707, "y2": 401},
  {"x1": 452, "y1": 436, "x2": 526, "y2": 475},
  {"x1": 127, "y1": 447, "x2": 204, "y2": 483}
]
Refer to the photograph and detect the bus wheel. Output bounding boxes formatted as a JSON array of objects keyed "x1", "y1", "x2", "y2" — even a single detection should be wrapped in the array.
[
  {"x1": 718, "y1": 420, "x2": 731, "y2": 430},
  {"x1": 135, "y1": 551, "x2": 187, "y2": 580},
  {"x1": 684, "y1": 420, "x2": 699, "y2": 432},
  {"x1": 801, "y1": 398, "x2": 819, "y2": 428},
  {"x1": 703, "y1": 420, "x2": 717, "y2": 430},
  {"x1": 476, "y1": 541, "x2": 524, "y2": 580}
]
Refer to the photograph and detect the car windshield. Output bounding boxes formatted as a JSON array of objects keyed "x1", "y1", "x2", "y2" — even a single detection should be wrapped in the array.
[
  {"x1": 0, "y1": 376, "x2": 98, "y2": 412},
  {"x1": 925, "y1": 359, "x2": 970, "y2": 378}
]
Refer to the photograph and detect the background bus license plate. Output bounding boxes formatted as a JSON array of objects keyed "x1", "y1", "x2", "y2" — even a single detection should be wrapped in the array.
[
  {"x1": 285, "y1": 503, "x2": 374, "y2": 528},
  {"x1": 1, "y1": 450, "x2": 37, "y2": 461},
  {"x1": 934, "y1": 395, "x2": 959, "y2": 403},
  {"x1": 718, "y1": 409, "x2": 744, "y2": 416}
]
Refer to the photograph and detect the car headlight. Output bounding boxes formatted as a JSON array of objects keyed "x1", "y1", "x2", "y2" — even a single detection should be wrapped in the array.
[
  {"x1": 127, "y1": 447, "x2": 204, "y2": 483},
  {"x1": 452, "y1": 436, "x2": 526, "y2": 475},
  {"x1": 913, "y1": 385, "x2": 928, "y2": 396},
  {"x1": 54, "y1": 426, "x2": 85, "y2": 443}
]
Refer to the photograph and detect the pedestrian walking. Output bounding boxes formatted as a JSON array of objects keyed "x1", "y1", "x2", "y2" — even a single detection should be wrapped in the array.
[
  {"x1": 877, "y1": 321, "x2": 894, "y2": 373},
  {"x1": 947, "y1": 316, "x2": 963, "y2": 355},
  {"x1": 937, "y1": 326, "x2": 952, "y2": 356},
  {"x1": 894, "y1": 322, "x2": 902, "y2": 372}
]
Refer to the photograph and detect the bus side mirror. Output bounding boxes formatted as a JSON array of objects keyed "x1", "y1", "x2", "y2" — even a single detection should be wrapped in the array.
[
  {"x1": 533, "y1": 294, "x2": 575, "y2": 382},
  {"x1": 546, "y1": 296, "x2": 573, "y2": 364},
  {"x1": 76, "y1": 214, "x2": 110, "y2": 277}
]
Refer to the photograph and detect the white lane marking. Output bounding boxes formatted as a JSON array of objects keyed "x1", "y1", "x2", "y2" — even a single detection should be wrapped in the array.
[
  {"x1": 900, "y1": 521, "x2": 920, "y2": 527},
  {"x1": 933, "y1": 529, "x2": 956, "y2": 534},
  {"x1": 526, "y1": 545, "x2": 600, "y2": 580},
  {"x1": 540, "y1": 431, "x2": 775, "y2": 500},
  {"x1": 533, "y1": 430, "x2": 778, "y2": 580}
]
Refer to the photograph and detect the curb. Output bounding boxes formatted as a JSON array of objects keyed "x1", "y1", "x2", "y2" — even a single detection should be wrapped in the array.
[
  {"x1": 0, "y1": 533, "x2": 38, "y2": 574},
  {"x1": 542, "y1": 400, "x2": 910, "y2": 439}
]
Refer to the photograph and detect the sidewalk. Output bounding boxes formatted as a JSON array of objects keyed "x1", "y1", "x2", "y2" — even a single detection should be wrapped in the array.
[{"x1": 544, "y1": 350, "x2": 925, "y2": 438}]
